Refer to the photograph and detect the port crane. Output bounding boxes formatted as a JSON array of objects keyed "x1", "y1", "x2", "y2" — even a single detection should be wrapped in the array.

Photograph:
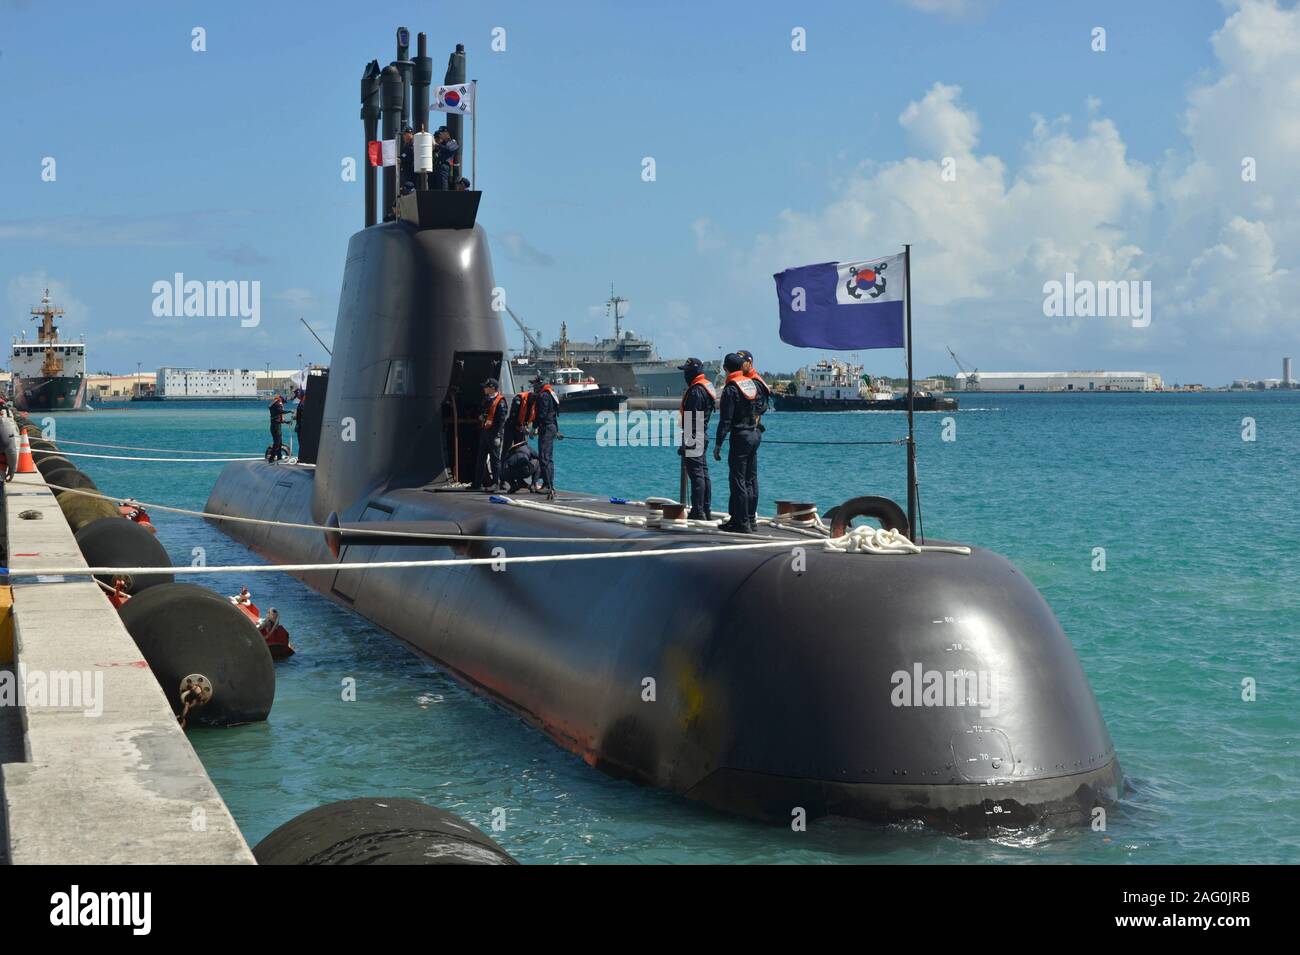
[
  {"x1": 946, "y1": 346, "x2": 979, "y2": 390},
  {"x1": 504, "y1": 305, "x2": 545, "y2": 358}
]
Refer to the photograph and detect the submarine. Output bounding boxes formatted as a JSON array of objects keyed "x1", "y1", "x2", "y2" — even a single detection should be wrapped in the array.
[{"x1": 206, "y1": 26, "x2": 1122, "y2": 835}]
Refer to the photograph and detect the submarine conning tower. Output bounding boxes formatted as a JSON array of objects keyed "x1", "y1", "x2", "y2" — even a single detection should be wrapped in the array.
[{"x1": 313, "y1": 30, "x2": 501, "y2": 524}]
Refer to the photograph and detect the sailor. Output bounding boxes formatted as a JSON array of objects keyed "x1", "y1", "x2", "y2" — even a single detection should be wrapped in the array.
[
  {"x1": 292, "y1": 386, "x2": 306, "y2": 444},
  {"x1": 501, "y1": 437, "x2": 541, "y2": 493},
  {"x1": 735, "y1": 349, "x2": 771, "y2": 529},
  {"x1": 400, "y1": 125, "x2": 416, "y2": 194},
  {"x1": 677, "y1": 357, "x2": 716, "y2": 520},
  {"x1": 0, "y1": 399, "x2": 17, "y2": 482},
  {"x1": 433, "y1": 126, "x2": 460, "y2": 191},
  {"x1": 268, "y1": 393, "x2": 291, "y2": 462},
  {"x1": 506, "y1": 384, "x2": 535, "y2": 449},
  {"x1": 530, "y1": 374, "x2": 560, "y2": 501},
  {"x1": 713, "y1": 353, "x2": 763, "y2": 533},
  {"x1": 473, "y1": 378, "x2": 507, "y2": 491}
]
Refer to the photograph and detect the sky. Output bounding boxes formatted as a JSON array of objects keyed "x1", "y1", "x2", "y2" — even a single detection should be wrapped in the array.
[{"x1": 1, "y1": 0, "x2": 1297, "y2": 384}]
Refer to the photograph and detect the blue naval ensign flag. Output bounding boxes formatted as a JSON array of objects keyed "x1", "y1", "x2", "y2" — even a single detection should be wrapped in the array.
[
  {"x1": 773, "y1": 246, "x2": 922, "y2": 542},
  {"x1": 773, "y1": 253, "x2": 906, "y2": 349}
]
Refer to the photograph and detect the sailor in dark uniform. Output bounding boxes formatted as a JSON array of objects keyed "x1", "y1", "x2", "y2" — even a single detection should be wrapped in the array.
[
  {"x1": 713, "y1": 353, "x2": 764, "y2": 532},
  {"x1": 399, "y1": 125, "x2": 415, "y2": 195},
  {"x1": 677, "y1": 357, "x2": 716, "y2": 520},
  {"x1": 292, "y1": 386, "x2": 306, "y2": 446},
  {"x1": 736, "y1": 349, "x2": 771, "y2": 529},
  {"x1": 473, "y1": 378, "x2": 507, "y2": 491},
  {"x1": 501, "y1": 438, "x2": 541, "y2": 493},
  {"x1": 531, "y1": 374, "x2": 560, "y2": 500},
  {"x1": 433, "y1": 126, "x2": 460, "y2": 191},
  {"x1": 268, "y1": 393, "x2": 291, "y2": 462},
  {"x1": 506, "y1": 384, "x2": 534, "y2": 450}
]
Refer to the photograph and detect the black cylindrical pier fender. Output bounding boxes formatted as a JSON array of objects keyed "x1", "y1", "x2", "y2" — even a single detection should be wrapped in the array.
[
  {"x1": 43, "y1": 465, "x2": 97, "y2": 493},
  {"x1": 35, "y1": 454, "x2": 76, "y2": 478},
  {"x1": 253, "y1": 798, "x2": 517, "y2": 865},
  {"x1": 118, "y1": 583, "x2": 275, "y2": 727},
  {"x1": 56, "y1": 490, "x2": 121, "y2": 533},
  {"x1": 28, "y1": 437, "x2": 58, "y2": 453},
  {"x1": 823, "y1": 495, "x2": 910, "y2": 537},
  {"x1": 74, "y1": 517, "x2": 174, "y2": 594}
]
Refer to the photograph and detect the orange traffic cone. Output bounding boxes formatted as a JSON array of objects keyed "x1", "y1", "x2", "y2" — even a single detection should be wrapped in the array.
[{"x1": 16, "y1": 429, "x2": 38, "y2": 474}]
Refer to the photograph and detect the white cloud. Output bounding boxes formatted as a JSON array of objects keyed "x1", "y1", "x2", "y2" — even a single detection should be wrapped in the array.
[
  {"x1": 697, "y1": 2, "x2": 1300, "y2": 376},
  {"x1": 746, "y1": 82, "x2": 1151, "y2": 319},
  {"x1": 7, "y1": 272, "x2": 91, "y2": 329},
  {"x1": 692, "y1": 217, "x2": 726, "y2": 253},
  {"x1": 902, "y1": 0, "x2": 987, "y2": 16},
  {"x1": 1157, "y1": 0, "x2": 1300, "y2": 345},
  {"x1": 273, "y1": 287, "x2": 315, "y2": 309},
  {"x1": 899, "y1": 82, "x2": 980, "y2": 157}
]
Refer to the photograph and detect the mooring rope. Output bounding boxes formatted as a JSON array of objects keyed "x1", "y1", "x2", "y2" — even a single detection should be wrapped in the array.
[
  {"x1": 3, "y1": 524, "x2": 967, "y2": 578},
  {"x1": 9, "y1": 484, "x2": 965, "y2": 579},
  {"x1": 2, "y1": 536, "x2": 811, "y2": 578},
  {"x1": 41, "y1": 481, "x2": 755, "y2": 545},
  {"x1": 39, "y1": 451, "x2": 263, "y2": 462},
  {"x1": 45, "y1": 438, "x2": 255, "y2": 456}
]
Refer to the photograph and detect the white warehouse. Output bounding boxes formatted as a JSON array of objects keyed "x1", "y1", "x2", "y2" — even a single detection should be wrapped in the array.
[
  {"x1": 157, "y1": 367, "x2": 260, "y2": 399},
  {"x1": 956, "y1": 371, "x2": 1163, "y2": 392}
]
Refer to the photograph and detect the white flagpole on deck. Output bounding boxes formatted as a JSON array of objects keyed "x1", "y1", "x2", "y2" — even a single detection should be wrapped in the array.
[{"x1": 471, "y1": 79, "x2": 478, "y2": 189}]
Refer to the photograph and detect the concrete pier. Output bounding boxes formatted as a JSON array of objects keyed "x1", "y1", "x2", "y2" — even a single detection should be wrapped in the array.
[{"x1": 1, "y1": 469, "x2": 254, "y2": 864}]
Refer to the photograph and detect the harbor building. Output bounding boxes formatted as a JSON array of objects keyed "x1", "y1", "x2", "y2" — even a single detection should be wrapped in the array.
[
  {"x1": 955, "y1": 371, "x2": 1163, "y2": 392},
  {"x1": 156, "y1": 367, "x2": 259, "y2": 399}
]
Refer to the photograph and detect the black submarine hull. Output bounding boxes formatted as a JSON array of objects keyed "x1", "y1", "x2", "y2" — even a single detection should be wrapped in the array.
[
  {"x1": 208, "y1": 460, "x2": 1120, "y2": 832},
  {"x1": 205, "y1": 29, "x2": 1120, "y2": 832}
]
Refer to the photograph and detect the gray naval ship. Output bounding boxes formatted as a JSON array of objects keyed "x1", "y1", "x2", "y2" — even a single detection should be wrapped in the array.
[
  {"x1": 206, "y1": 25, "x2": 1122, "y2": 835},
  {"x1": 506, "y1": 290, "x2": 716, "y2": 399}
]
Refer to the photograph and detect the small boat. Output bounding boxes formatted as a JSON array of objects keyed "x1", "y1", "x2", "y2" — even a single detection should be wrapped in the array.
[
  {"x1": 546, "y1": 366, "x2": 624, "y2": 412},
  {"x1": 229, "y1": 588, "x2": 295, "y2": 660},
  {"x1": 773, "y1": 359, "x2": 959, "y2": 412}
]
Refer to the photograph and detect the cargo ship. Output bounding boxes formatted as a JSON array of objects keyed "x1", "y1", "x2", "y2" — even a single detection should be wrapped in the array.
[
  {"x1": 773, "y1": 359, "x2": 958, "y2": 412},
  {"x1": 11, "y1": 290, "x2": 87, "y2": 412}
]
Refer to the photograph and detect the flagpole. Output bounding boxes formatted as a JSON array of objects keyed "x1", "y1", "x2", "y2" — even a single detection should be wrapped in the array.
[
  {"x1": 904, "y1": 243, "x2": 920, "y2": 543},
  {"x1": 471, "y1": 79, "x2": 478, "y2": 189}
]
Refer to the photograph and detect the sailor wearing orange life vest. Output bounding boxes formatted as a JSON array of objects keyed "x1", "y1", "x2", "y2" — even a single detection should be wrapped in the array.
[
  {"x1": 506, "y1": 386, "x2": 534, "y2": 450},
  {"x1": 531, "y1": 374, "x2": 561, "y2": 501},
  {"x1": 473, "y1": 378, "x2": 507, "y2": 491},
  {"x1": 736, "y1": 349, "x2": 769, "y2": 529},
  {"x1": 677, "y1": 357, "x2": 717, "y2": 520},
  {"x1": 714, "y1": 352, "x2": 769, "y2": 533}
]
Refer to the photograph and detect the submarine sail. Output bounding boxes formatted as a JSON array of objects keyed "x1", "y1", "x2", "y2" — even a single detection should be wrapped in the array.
[{"x1": 206, "y1": 26, "x2": 1121, "y2": 834}]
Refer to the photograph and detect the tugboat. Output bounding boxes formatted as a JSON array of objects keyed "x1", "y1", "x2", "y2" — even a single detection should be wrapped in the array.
[
  {"x1": 11, "y1": 290, "x2": 87, "y2": 412},
  {"x1": 206, "y1": 25, "x2": 1120, "y2": 834},
  {"x1": 773, "y1": 359, "x2": 958, "y2": 412},
  {"x1": 546, "y1": 365, "x2": 624, "y2": 413}
]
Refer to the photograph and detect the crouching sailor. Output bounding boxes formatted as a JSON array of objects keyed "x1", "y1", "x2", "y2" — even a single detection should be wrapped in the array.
[
  {"x1": 473, "y1": 378, "x2": 507, "y2": 491},
  {"x1": 678, "y1": 357, "x2": 716, "y2": 520},
  {"x1": 531, "y1": 374, "x2": 560, "y2": 501},
  {"x1": 714, "y1": 352, "x2": 766, "y2": 533},
  {"x1": 501, "y1": 437, "x2": 541, "y2": 493}
]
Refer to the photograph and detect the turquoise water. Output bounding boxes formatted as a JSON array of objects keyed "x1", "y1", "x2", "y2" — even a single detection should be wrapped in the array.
[{"x1": 36, "y1": 393, "x2": 1300, "y2": 863}]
